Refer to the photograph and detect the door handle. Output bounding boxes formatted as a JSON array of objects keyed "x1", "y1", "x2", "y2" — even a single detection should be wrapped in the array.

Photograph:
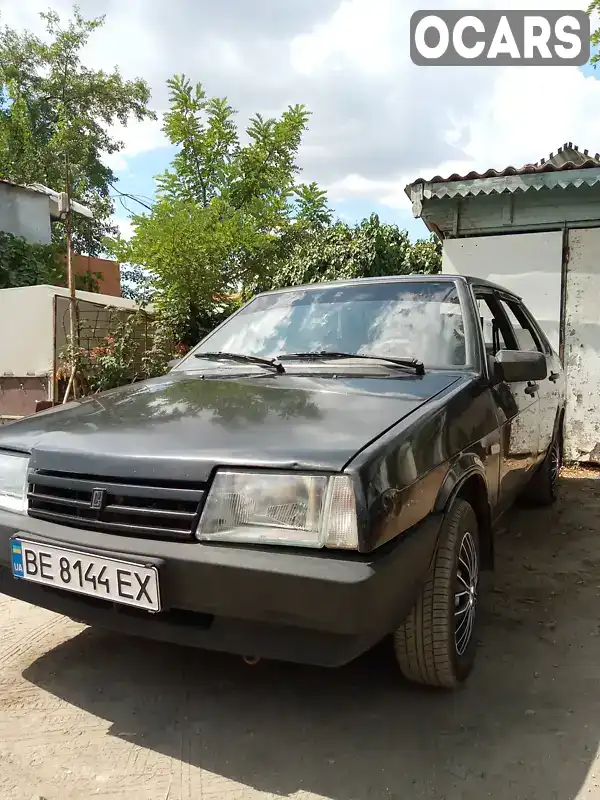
[
  {"x1": 524, "y1": 382, "x2": 538, "y2": 396},
  {"x1": 548, "y1": 371, "x2": 560, "y2": 383}
]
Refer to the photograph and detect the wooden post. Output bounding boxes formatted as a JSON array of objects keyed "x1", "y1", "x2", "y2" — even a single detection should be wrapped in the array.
[{"x1": 62, "y1": 155, "x2": 77, "y2": 404}]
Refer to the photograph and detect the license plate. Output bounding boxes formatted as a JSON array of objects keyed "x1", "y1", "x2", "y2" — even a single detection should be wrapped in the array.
[{"x1": 11, "y1": 539, "x2": 161, "y2": 613}]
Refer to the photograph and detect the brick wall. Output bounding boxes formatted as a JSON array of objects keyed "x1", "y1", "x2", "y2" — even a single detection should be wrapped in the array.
[{"x1": 72, "y1": 255, "x2": 121, "y2": 297}]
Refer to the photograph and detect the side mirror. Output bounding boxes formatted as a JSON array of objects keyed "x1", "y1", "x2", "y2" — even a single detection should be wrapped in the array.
[
  {"x1": 494, "y1": 349, "x2": 548, "y2": 383},
  {"x1": 167, "y1": 358, "x2": 181, "y2": 370}
]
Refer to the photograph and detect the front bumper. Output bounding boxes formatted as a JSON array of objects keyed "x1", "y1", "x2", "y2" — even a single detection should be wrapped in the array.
[{"x1": 0, "y1": 509, "x2": 441, "y2": 667}]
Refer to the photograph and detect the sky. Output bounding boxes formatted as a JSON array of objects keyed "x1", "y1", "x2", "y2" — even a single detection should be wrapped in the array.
[{"x1": 2, "y1": 0, "x2": 600, "y2": 242}]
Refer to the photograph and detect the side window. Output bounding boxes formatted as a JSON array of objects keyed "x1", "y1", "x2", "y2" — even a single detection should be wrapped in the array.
[
  {"x1": 497, "y1": 298, "x2": 541, "y2": 353},
  {"x1": 475, "y1": 295, "x2": 511, "y2": 355}
]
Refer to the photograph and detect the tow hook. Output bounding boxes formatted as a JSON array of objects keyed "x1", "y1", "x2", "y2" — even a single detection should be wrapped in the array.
[{"x1": 242, "y1": 655, "x2": 261, "y2": 666}]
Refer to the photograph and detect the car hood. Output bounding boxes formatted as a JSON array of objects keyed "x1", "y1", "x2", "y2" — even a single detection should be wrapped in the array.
[{"x1": 0, "y1": 370, "x2": 463, "y2": 482}]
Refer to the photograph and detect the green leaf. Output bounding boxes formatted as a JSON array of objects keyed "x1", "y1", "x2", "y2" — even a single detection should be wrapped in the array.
[
  {"x1": 0, "y1": 231, "x2": 65, "y2": 289},
  {"x1": 0, "y1": 7, "x2": 154, "y2": 255}
]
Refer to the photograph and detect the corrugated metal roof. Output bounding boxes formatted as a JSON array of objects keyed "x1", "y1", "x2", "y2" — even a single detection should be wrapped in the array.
[
  {"x1": 405, "y1": 143, "x2": 600, "y2": 210},
  {"x1": 410, "y1": 143, "x2": 600, "y2": 187},
  {"x1": 0, "y1": 177, "x2": 47, "y2": 195},
  {"x1": 421, "y1": 158, "x2": 600, "y2": 185}
]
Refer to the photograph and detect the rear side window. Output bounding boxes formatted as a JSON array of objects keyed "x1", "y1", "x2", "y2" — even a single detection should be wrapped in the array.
[{"x1": 497, "y1": 298, "x2": 542, "y2": 353}]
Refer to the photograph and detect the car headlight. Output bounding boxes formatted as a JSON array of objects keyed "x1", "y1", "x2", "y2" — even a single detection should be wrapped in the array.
[
  {"x1": 197, "y1": 470, "x2": 359, "y2": 549},
  {"x1": 0, "y1": 452, "x2": 29, "y2": 514}
]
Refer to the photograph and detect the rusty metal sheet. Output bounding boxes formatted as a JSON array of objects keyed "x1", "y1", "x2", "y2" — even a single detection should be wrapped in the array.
[{"x1": 0, "y1": 376, "x2": 49, "y2": 418}]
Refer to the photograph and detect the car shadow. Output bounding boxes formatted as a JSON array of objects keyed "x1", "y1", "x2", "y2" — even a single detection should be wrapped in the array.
[{"x1": 21, "y1": 472, "x2": 600, "y2": 799}]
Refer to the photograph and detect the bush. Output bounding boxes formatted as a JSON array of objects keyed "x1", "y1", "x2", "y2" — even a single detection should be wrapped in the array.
[
  {"x1": 57, "y1": 309, "x2": 189, "y2": 398},
  {"x1": 0, "y1": 231, "x2": 64, "y2": 289}
]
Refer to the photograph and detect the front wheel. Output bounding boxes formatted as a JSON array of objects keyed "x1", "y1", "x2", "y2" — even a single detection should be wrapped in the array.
[{"x1": 394, "y1": 499, "x2": 480, "y2": 689}]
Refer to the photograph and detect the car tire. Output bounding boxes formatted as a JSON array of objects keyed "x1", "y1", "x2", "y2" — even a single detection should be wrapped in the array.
[
  {"x1": 393, "y1": 498, "x2": 480, "y2": 689},
  {"x1": 522, "y1": 426, "x2": 562, "y2": 507}
]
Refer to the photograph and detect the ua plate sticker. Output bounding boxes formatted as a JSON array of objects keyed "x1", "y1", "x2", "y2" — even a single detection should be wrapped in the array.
[{"x1": 11, "y1": 539, "x2": 24, "y2": 577}]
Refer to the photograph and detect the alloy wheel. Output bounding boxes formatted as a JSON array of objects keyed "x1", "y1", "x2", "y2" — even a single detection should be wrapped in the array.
[
  {"x1": 454, "y1": 531, "x2": 478, "y2": 656},
  {"x1": 549, "y1": 439, "x2": 561, "y2": 491}
]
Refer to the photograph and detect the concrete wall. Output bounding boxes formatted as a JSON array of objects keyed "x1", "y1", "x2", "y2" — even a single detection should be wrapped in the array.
[
  {"x1": 0, "y1": 285, "x2": 139, "y2": 378},
  {"x1": 563, "y1": 228, "x2": 600, "y2": 462},
  {"x1": 442, "y1": 232, "x2": 563, "y2": 353},
  {"x1": 0, "y1": 182, "x2": 52, "y2": 244},
  {"x1": 0, "y1": 285, "x2": 141, "y2": 416},
  {"x1": 0, "y1": 285, "x2": 55, "y2": 377}
]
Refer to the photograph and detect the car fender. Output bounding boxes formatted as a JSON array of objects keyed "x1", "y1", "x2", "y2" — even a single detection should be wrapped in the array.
[
  {"x1": 433, "y1": 452, "x2": 489, "y2": 514},
  {"x1": 433, "y1": 452, "x2": 494, "y2": 569}
]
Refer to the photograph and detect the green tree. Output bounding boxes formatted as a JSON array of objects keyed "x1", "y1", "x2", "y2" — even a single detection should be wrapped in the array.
[
  {"x1": 0, "y1": 231, "x2": 63, "y2": 288},
  {"x1": 114, "y1": 74, "x2": 319, "y2": 343},
  {"x1": 254, "y1": 214, "x2": 441, "y2": 293},
  {"x1": 0, "y1": 230, "x2": 102, "y2": 291},
  {"x1": 405, "y1": 233, "x2": 442, "y2": 274},
  {"x1": 0, "y1": 6, "x2": 154, "y2": 256},
  {"x1": 589, "y1": 1, "x2": 600, "y2": 65},
  {"x1": 293, "y1": 182, "x2": 333, "y2": 229}
]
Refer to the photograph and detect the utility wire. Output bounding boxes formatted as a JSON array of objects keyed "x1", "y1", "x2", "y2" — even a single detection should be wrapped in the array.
[
  {"x1": 117, "y1": 195, "x2": 137, "y2": 217},
  {"x1": 108, "y1": 181, "x2": 153, "y2": 211}
]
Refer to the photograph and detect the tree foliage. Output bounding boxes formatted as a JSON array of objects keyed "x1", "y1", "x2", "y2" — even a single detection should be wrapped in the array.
[
  {"x1": 114, "y1": 74, "x2": 441, "y2": 345},
  {"x1": 57, "y1": 307, "x2": 187, "y2": 397},
  {"x1": 114, "y1": 74, "x2": 324, "y2": 343},
  {"x1": 252, "y1": 214, "x2": 441, "y2": 294},
  {"x1": 589, "y1": 1, "x2": 600, "y2": 65},
  {"x1": 0, "y1": 231, "x2": 63, "y2": 288},
  {"x1": 0, "y1": 6, "x2": 154, "y2": 255},
  {"x1": 0, "y1": 230, "x2": 102, "y2": 291}
]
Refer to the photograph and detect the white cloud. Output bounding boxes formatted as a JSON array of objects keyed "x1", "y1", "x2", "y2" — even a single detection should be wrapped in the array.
[
  {"x1": 114, "y1": 217, "x2": 135, "y2": 241},
  {"x1": 328, "y1": 59, "x2": 600, "y2": 212},
  {"x1": 290, "y1": 0, "x2": 398, "y2": 77},
  {"x1": 4, "y1": 0, "x2": 600, "y2": 222},
  {"x1": 290, "y1": 0, "x2": 600, "y2": 213},
  {"x1": 102, "y1": 116, "x2": 169, "y2": 172}
]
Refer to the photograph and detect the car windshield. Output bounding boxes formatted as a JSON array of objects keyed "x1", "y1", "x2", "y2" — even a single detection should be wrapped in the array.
[{"x1": 186, "y1": 280, "x2": 468, "y2": 369}]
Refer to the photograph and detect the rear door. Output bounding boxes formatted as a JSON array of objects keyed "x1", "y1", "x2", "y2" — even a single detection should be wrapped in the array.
[{"x1": 473, "y1": 288, "x2": 540, "y2": 511}]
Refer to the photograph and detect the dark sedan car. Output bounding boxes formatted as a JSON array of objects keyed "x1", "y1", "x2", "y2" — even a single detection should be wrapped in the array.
[{"x1": 0, "y1": 275, "x2": 565, "y2": 688}]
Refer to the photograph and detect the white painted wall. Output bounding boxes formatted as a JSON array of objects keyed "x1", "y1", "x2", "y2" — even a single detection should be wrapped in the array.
[
  {"x1": 0, "y1": 285, "x2": 141, "y2": 377},
  {"x1": 442, "y1": 232, "x2": 563, "y2": 353},
  {"x1": 0, "y1": 285, "x2": 55, "y2": 376},
  {"x1": 563, "y1": 228, "x2": 600, "y2": 462},
  {"x1": 0, "y1": 183, "x2": 52, "y2": 244}
]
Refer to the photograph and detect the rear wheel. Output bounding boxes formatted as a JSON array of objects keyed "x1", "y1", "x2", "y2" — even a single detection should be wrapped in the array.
[
  {"x1": 523, "y1": 426, "x2": 562, "y2": 506},
  {"x1": 394, "y1": 499, "x2": 480, "y2": 689}
]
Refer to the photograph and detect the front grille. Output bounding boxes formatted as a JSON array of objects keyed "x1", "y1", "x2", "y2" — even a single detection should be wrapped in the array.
[{"x1": 27, "y1": 470, "x2": 206, "y2": 541}]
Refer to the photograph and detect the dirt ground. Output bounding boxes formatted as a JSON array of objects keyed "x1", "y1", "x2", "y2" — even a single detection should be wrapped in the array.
[{"x1": 2, "y1": 469, "x2": 600, "y2": 800}]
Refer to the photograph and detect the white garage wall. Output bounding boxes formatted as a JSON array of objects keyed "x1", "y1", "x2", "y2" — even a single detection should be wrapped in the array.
[
  {"x1": 564, "y1": 228, "x2": 600, "y2": 462},
  {"x1": 0, "y1": 285, "x2": 55, "y2": 376},
  {"x1": 442, "y1": 232, "x2": 563, "y2": 354}
]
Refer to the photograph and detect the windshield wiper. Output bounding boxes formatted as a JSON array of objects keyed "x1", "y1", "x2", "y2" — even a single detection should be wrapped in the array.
[
  {"x1": 194, "y1": 352, "x2": 285, "y2": 374},
  {"x1": 277, "y1": 351, "x2": 425, "y2": 375}
]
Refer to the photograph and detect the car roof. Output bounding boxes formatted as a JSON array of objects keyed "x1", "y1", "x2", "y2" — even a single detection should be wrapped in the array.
[{"x1": 258, "y1": 274, "x2": 522, "y2": 300}]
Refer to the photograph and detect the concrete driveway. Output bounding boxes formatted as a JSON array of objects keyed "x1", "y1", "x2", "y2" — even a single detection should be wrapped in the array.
[{"x1": 1, "y1": 467, "x2": 600, "y2": 800}]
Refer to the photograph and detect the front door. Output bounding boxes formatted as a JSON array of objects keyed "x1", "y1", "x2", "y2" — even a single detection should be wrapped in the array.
[
  {"x1": 496, "y1": 295, "x2": 557, "y2": 461},
  {"x1": 474, "y1": 290, "x2": 540, "y2": 512}
]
